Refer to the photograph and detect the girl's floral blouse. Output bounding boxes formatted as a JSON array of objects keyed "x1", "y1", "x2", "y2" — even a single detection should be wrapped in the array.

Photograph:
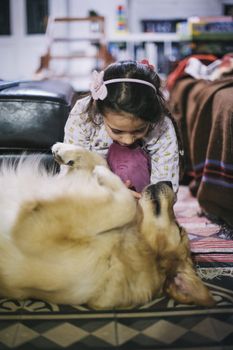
[{"x1": 64, "y1": 96, "x2": 179, "y2": 192}]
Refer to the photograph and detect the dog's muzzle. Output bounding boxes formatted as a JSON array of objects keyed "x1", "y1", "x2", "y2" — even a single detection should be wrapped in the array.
[{"x1": 142, "y1": 181, "x2": 176, "y2": 216}]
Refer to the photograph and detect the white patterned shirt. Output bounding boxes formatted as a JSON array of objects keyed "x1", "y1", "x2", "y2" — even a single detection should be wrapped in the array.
[{"x1": 64, "y1": 96, "x2": 179, "y2": 192}]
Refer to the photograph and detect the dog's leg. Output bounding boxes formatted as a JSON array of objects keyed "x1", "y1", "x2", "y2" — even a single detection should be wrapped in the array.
[
  {"x1": 51, "y1": 142, "x2": 107, "y2": 172},
  {"x1": 93, "y1": 165, "x2": 126, "y2": 192}
]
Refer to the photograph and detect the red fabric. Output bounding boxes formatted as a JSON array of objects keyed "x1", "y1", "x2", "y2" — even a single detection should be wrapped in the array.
[{"x1": 166, "y1": 54, "x2": 217, "y2": 91}]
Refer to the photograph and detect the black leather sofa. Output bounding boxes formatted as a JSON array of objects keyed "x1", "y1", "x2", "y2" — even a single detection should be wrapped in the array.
[{"x1": 0, "y1": 79, "x2": 75, "y2": 169}]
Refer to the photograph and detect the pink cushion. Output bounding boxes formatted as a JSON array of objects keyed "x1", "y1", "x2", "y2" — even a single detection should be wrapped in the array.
[{"x1": 107, "y1": 141, "x2": 151, "y2": 192}]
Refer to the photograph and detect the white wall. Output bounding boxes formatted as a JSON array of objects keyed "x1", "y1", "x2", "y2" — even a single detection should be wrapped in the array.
[
  {"x1": 0, "y1": 0, "x2": 231, "y2": 81},
  {"x1": 0, "y1": 0, "x2": 68, "y2": 80},
  {"x1": 68, "y1": 0, "x2": 128, "y2": 37}
]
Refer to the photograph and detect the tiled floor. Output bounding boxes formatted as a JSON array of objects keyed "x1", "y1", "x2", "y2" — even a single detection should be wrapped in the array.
[{"x1": 0, "y1": 274, "x2": 233, "y2": 349}]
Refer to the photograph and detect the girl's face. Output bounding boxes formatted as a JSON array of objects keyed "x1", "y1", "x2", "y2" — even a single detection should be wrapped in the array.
[{"x1": 104, "y1": 112, "x2": 150, "y2": 146}]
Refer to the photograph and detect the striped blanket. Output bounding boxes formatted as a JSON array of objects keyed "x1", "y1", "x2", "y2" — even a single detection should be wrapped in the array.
[{"x1": 169, "y1": 76, "x2": 233, "y2": 227}]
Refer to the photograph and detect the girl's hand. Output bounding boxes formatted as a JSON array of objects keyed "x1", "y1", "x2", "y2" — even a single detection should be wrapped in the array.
[{"x1": 125, "y1": 180, "x2": 142, "y2": 199}]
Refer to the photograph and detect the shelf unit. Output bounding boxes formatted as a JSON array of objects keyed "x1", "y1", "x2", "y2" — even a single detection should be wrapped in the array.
[
  {"x1": 36, "y1": 16, "x2": 114, "y2": 91},
  {"x1": 176, "y1": 17, "x2": 233, "y2": 57},
  {"x1": 107, "y1": 32, "x2": 180, "y2": 76},
  {"x1": 108, "y1": 33, "x2": 179, "y2": 42}
]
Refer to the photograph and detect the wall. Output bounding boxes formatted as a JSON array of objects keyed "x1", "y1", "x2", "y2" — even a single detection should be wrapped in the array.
[
  {"x1": 0, "y1": 0, "x2": 68, "y2": 80},
  {"x1": 0, "y1": 0, "x2": 231, "y2": 81},
  {"x1": 67, "y1": 0, "x2": 128, "y2": 37}
]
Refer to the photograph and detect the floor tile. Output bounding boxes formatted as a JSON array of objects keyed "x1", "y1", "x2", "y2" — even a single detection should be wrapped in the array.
[
  {"x1": 115, "y1": 310, "x2": 233, "y2": 349},
  {"x1": 0, "y1": 299, "x2": 25, "y2": 349},
  {"x1": 10, "y1": 317, "x2": 118, "y2": 349},
  {"x1": 0, "y1": 322, "x2": 21, "y2": 348}
]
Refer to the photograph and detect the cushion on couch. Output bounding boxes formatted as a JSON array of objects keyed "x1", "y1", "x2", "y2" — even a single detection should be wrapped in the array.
[{"x1": 0, "y1": 80, "x2": 75, "y2": 168}]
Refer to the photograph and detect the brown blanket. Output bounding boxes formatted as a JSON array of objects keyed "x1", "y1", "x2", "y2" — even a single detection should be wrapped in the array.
[{"x1": 169, "y1": 76, "x2": 233, "y2": 227}]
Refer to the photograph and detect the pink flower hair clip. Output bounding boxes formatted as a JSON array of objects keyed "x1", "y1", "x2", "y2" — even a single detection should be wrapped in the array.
[
  {"x1": 89, "y1": 70, "x2": 108, "y2": 100},
  {"x1": 139, "y1": 59, "x2": 155, "y2": 71}
]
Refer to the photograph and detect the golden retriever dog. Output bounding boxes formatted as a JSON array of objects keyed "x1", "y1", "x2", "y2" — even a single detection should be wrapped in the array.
[{"x1": 0, "y1": 143, "x2": 215, "y2": 309}]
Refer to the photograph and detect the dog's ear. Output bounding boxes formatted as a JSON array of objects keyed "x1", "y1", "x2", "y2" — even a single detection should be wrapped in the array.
[
  {"x1": 165, "y1": 265, "x2": 216, "y2": 307},
  {"x1": 163, "y1": 227, "x2": 216, "y2": 307}
]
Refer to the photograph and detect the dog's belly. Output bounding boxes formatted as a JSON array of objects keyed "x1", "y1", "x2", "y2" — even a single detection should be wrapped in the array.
[
  {"x1": 0, "y1": 247, "x2": 105, "y2": 304},
  {"x1": 0, "y1": 234, "x2": 161, "y2": 308}
]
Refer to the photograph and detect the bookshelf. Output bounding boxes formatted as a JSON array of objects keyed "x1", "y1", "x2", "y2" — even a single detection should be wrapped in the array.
[{"x1": 107, "y1": 33, "x2": 180, "y2": 76}]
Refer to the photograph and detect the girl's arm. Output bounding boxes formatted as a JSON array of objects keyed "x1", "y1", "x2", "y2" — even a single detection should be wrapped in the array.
[
  {"x1": 64, "y1": 97, "x2": 92, "y2": 149},
  {"x1": 146, "y1": 117, "x2": 180, "y2": 193}
]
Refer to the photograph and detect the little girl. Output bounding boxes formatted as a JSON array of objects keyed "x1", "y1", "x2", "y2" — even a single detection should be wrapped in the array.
[{"x1": 64, "y1": 60, "x2": 182, "y2": 198}]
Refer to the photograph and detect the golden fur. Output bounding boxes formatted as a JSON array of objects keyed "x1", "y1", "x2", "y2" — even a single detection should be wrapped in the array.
[{"x1": 0, "y1": 143, "x2": 215, "y2": 309}]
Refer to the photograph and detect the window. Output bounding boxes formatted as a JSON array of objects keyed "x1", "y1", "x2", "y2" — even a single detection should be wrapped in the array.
[
  {"x1": 26, "y1": 0, "x2": 49, "y2": 34},
  {"x1": 0, "y1": 0, "x2": 11, "y2": 35},
  {"x1": 223, "y1": 4, "x2": 233, "y2": 16}
]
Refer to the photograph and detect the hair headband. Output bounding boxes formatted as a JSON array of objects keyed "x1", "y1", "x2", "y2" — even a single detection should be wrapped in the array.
[{"x1": 90, "y1": 70, "x2": 157, "y2": 100}]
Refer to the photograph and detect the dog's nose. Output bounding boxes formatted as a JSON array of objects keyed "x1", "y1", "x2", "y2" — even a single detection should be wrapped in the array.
[
  {"x1": 145, "y1": 181, "x2": 173, "y2": 194},
  {"x1": 143, "y1": 181, "x2": 175, "y2": 216}
]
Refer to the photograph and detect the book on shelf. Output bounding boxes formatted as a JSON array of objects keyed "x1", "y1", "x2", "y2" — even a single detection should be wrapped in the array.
[{"x1": 177, "y1": 16, "x2": 233, "y2": 40}]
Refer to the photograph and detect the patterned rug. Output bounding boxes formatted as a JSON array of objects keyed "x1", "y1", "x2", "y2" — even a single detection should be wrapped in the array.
[
  {"x1": 0, "y1": 186, "x2": 232, "y2": 349},
  {"x1": 175, "y1": 186, "x2": 233, "y2": 266}
]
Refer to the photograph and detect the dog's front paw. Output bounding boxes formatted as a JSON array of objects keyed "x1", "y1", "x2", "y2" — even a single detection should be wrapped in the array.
[
  {"x1": 93, "y1": 165, "x2": 124, "y2": 191},
  {"x1": 93, "y1": 165, "x2": 111, "y2": 184},
  {"x1": 51, "y1": 142, "x2": 86, "y2": 168}
]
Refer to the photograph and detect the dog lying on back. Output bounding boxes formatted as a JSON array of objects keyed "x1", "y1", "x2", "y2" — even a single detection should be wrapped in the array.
[{"x1": 0, "y1": 143, "x2": 214, "y2": 309}]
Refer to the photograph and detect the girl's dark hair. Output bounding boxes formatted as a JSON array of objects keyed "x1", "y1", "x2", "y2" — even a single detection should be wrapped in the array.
[
  {"x1": 86, "y1": 60, "x2": 165, "y2": 124},
  {"x1": 85, "y1": 60, "x2": 184, "y2": 178}
]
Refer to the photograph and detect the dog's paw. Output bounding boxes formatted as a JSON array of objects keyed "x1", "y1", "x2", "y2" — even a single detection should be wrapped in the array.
[
  {"x1": 93, "y1": 165, "x2": 124, "y2": 191},
  {"x1": 51, "y1": 142, "x2": 86, "y2": 167},
  {"x1": 93, "y1": 165, "x2": 110, "y2": 184}
]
